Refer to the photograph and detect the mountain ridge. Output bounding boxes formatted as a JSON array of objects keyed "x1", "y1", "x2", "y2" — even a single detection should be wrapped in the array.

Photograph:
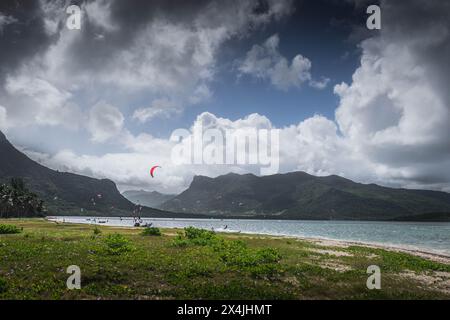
[
  {"x1": 160, "y1": 171, "x2": 450, "y2": 220},
  {"x1": 3, "y1": 131, "x2": 450, "y2": 221}
]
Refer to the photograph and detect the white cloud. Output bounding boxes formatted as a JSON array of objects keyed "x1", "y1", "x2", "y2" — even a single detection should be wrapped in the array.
[
  {"x1": 4, "y1": 75, "x2": 82, "y2": 129},
  {"x1": 331, "y1": 0, "x2": 450, "y2": 189},
  {"x1": 309, "y1": 77, "x2": 331, "y2": 90},
  {"x1": 132, "y1": 98, "x2": 179, "y2": 123},
  {"x1": 238, "y1": 34, "x2": 329, "y2": 90},
  {"x1": 21, "y1": 110, "x2": 359, "y2": 194},
  {"x1": 27, "y1": 112, "x2": 278, "y2": 193},
  {"x1": 27, "y1": 93, "x2": 450, "y2": 194},
  {"x1": 87, "y1": 101, "x2": 124, "y2": 143},
  {"x1": 25, "y1": 111, "x2": 347, "y2": 194}
]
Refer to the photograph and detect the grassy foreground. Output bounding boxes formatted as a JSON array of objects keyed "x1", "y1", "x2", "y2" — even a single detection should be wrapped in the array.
[{"x1": 0, "y1": 219, "x2": 449, "y2": 300}]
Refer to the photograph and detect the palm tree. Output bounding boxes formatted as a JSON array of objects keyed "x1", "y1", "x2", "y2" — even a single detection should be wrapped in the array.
[{"x1": 0, "y1": 178, "x2": 46, "y2": 218}]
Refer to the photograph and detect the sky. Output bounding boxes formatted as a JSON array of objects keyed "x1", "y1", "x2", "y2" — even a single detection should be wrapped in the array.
[{"x1": 0, "y1": 0, "x2": 449, "y2": 194}]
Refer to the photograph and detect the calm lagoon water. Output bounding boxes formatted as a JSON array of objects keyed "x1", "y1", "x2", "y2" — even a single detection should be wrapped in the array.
[{"x1": 49, "y1": 216, "x2": 450, "y2": 256}]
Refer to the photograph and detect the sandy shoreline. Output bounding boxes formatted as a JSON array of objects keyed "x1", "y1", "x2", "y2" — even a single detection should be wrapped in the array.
[
  {"x1": 221, "y1": 230, "x2": 450, "y2": 264},
  {"x1": 301, "y1": 236, "x2": 450, "y2": 264}
]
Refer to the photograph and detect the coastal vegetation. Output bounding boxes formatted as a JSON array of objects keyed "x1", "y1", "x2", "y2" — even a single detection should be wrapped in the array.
[{"x1": 0, "y1": 219, "x2": 449, "y2": 300}]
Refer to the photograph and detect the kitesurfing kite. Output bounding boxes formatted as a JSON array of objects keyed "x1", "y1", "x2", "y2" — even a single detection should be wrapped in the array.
[{"x1": 150, "y1": 165, "x2": 161, "y2": 178}]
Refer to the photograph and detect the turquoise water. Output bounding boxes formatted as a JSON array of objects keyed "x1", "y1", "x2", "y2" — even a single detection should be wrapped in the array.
[{"x1": 50, "y1": 217, "x2": 450, "y2": 256}]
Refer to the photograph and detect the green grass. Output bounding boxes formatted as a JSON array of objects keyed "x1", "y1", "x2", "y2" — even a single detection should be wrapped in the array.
[{"x1": 0, "y1": 219, "x2": 449, "y2": 300}]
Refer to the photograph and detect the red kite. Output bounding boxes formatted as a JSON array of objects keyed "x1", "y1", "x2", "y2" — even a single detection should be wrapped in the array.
[{"x1": 150, "y1": 165, "x2": 161, "y2": 178}]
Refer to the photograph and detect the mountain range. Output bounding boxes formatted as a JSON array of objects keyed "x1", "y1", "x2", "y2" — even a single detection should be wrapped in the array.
[
  {"x1": 2, "y1": 130, "x2": 450, "y2": 221},
  {"x1": 160, "y1": 172, "x2": 450, "y2": 220},
  {"x1": 122, "y1": 190, "x2": 175, "y2": 208}
]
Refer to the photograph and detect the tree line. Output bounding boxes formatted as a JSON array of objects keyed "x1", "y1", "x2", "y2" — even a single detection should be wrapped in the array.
[{"x1": 0, "y1": 178, "x2": 45, "y2": 218}]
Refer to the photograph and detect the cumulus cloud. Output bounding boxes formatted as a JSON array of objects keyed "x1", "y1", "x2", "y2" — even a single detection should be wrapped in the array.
[
  {"x1": 88, "y1": 101, "x2": 124, "y2": 143},
  {"x1": 27, "y1": 112, "x2": 278, "y2": 193},
  {"x1": 4, "y1": 74, "x2": 82, "y2": 129},
  {"x1": 19, "y1": 110, "x2": 366, "y2": 194},
  {"x1": 332, "y1": 0, "x2": 450, "y2": 189},
  {"x1": 238, "y1": 34, "x2": 330, "y2": 90},
  {"x1": 21, "y1": 111, "x2": 355, "y2": 193}
]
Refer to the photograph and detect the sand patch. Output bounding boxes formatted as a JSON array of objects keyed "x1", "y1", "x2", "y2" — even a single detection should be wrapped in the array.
[
  {"x1": 313, "y1": 239, "x2": 351, "y2": 248},
  {"x1": 310, "y1": 249, "x2": 353, "y2": 257},
  {"x1": 400, "y1": 270, "x2": 450, "y2": 294},
  {"x1": 300, "y1": 237, "x2": 450, "y2": 264},
  {"x1": 321, "y1": 261, "x2": 353, "y2": 272}
]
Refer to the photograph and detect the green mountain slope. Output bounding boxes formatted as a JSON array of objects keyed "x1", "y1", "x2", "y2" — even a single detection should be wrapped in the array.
[{"x1": 161, "y1": 172, "x2": 450, "y2": 220}]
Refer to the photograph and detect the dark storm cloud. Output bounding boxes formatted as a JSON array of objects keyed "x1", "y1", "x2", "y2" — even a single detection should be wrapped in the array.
[
  {"x1": 2, "y1": 0, "x2": 292, "y2": 81},
  {"x1": 0, "y1": 0, "x2": 54, "y2": 82},
  {"x1": 68, "y1": 0, "x2": 292, "y2": 73},
  {"x1": 65, "y1": 0, "x2": 213, "y2": 72},
  {"x1": 383, "y1": 0, "x2": 450, "y2": 108},
  {"x1": 0, "y1": 0, "x2": 294, "y2": 86}
]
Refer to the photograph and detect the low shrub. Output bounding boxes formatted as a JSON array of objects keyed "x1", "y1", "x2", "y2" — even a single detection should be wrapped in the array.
[
  {"x1": 141, "y1": 227, "x2": 161, "y2": 236},
  {"x1": 184, "y1": 227, "x2": 216, "y2": 245},
  {"x1": 172, "y1": 232, "x2": 190, "y2": 247},
  {"x1": 0, "y1": 224, "x2": 22, "y2": 235},
  {"x1": 91, "y1": 226, "x2": 102, "y2": 239},
  {"x1": 103, "y1": 233, "x2": 134, "y2": 255},
  {"x1": 213, "y1": 240, "x2": 280, "y2": 268},
  {"x1": 171, "y1": 227, "x2": 282, "y2": 278},
  {"x1": 172, "y1": 227, "x2": 217, "y2": 247}
]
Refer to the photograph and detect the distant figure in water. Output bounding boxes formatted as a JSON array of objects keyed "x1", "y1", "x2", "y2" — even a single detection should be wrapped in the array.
[{"x1": 223, "y1": 225, "x2": 228, "y2": 230}]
